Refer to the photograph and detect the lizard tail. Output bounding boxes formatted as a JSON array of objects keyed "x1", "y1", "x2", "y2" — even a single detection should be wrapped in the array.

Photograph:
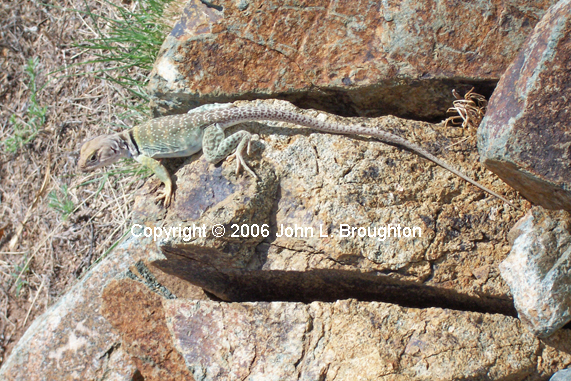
[{"x1": 203, "y1": 106, "x2": 517, "y2": 208}]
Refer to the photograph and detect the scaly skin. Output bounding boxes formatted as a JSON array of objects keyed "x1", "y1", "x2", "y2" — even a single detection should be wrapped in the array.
[{"x1": 78, "y1": 104, "x2": 515, "y2": 208}]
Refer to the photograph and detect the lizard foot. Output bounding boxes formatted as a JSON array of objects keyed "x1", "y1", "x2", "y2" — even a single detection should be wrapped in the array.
[
  {"x1": 227, "y1": 151, "x2": 257, "y2": 178},
  {"x1": 155, "y1": 183, "x2": 173, "y2": 207},
  {"x1": 227, "y1": 133, "x2": 259, "y2": 178}
]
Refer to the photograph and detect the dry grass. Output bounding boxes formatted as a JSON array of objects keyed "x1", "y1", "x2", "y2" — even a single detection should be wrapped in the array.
[
  {"x1": 0, "y1": 0, "x2": 159, "y2": 363},
  {"x1": 444, "y1": 87, "x2": 488, "y2": 131}
]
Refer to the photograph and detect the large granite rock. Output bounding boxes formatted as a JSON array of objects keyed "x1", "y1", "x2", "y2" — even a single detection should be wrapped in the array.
[
  {"x1": 145, "y1": 99, "x2": 523, "y2": 316},
  {"x1": 102, "y1": 278, "x2": 571, "y2": 380},
  {"x1": 0, "y1": 233, "x2": 208, "y2": 380},
  {"x1": 0, "y1": 236, "x2": 146, "y2": 381},
  {"x1": 166, "y1": 300, "x2": 571, "y2": 380},
  {"x1": 478, "y1": 0, "x2": 571, "y2": 211},
  {"x1": 148, "y1": 0, "x2": 555, "y2": 118},
  {"x1": 3, "y1": 96, "x2": 567, "y2": 378},
  {"x1": 501, "y1": 207, "x2": 571, "y2": 337}
]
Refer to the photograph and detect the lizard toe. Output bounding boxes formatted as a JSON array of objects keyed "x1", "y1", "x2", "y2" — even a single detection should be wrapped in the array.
[{"x1": 154, "y1": 186, "x2": 173, "y2": 208}]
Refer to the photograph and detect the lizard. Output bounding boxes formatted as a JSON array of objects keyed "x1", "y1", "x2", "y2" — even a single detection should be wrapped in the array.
[{"x1": 78, "y1": 103, "x2": 515, "y2": 208}]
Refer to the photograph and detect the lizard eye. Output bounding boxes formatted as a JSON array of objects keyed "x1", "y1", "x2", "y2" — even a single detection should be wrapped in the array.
[{"x1": 89, "y1": 153, "x2": 97, "y2": 161}]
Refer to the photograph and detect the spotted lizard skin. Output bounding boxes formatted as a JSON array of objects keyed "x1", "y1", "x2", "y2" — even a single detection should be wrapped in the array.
[{"x1": 79, "y1": 104, "x2": 514, "y2": 207}]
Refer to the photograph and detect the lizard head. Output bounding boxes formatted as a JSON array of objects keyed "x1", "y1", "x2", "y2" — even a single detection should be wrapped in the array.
[{"x1": 78, "y1": 135, "x2": 127, "y2": 172}]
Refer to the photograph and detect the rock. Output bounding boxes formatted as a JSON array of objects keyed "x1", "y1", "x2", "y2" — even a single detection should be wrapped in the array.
[
  {"x1": 0, "y1": 235, "x2": 148, "y2": 380},
  {"x1": 478, "y1": 0, "x2": 571, "y2": 211},
  {"x1": 0, "y1": 230, "x2": 209, "y2": 380},
  {"x1": 160, "y1": 298, "x2": 571, "y2": 380},
  {"x1": 551, "y1": 368, "x2": 571, "y2": 381},
  {"x1": 99, "y1": 278, "x2": 571, "y2": 380},
  {"x1": 148, "y1": 99, "x2": 523, "y2": 316},
  {"x1": 500, "y1": 206, "x2": 571, "y2": 337},
  {"x1": 101, "y1": 278, "x2": 195, "y2": 381},
  {"x1": 148, "y1": 0, "x2": 554, "y2": 119}
]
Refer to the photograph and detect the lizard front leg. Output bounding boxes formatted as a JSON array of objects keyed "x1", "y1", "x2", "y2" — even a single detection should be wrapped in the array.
[
  {"x1": 135, "y1": 155, "x2": 174, "y2": 207},
  {"x1": 202, "y1": 124, "x2": 258, "y2": 178}
]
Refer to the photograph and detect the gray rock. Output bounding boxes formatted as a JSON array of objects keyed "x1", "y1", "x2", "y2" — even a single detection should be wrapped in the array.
[
  {"x1": 0, "y1": 231, "x2": 210, "y2": 380},
  {"x1": 160, "y1": 298, "x2": 571, "y2": 380},
  {"x1": 0, "y1": 235, "x2": 147, "y2": 380},
  {"x1": 478, "y1": 0, "x2": 571, "y2": 211},
  {"x1": 500, "y1": 206, "x2": 571, "y2": 337},
  {"x1": 551, "y1": 368, "x2": 571, "y2": 381}
]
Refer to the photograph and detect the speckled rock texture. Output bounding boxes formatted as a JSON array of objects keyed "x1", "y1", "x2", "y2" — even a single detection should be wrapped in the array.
[
  {"x1": 0, "y1": 233, "x2": 209, "y2": 380},
  {"x1": 101, "y1": 278, "x2": 196, "y2": 381},
  {"x1": 148, "y1": 0, "x2": 555, "y2": 119},
  {"x1": 165, "y1": 299, "x2": 571, "y2": 380},
  {"x1": 478, "y1": 0, "x2": 571, "y2": 211},
  {"x1": 501, "y1": 206, "x2": 571, "y2": 337},
  {"x1": 0, "y1": 235, "x2": 148, "y2": 381},
  {"x1": 142, "y1": 99, "x2": 525, "y2": 316},
  {"x1": 101, "y1": 278, "x2": 571, "y2": 381}
]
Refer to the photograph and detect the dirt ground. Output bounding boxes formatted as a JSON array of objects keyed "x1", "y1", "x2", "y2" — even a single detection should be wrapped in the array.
[{"x1": 0, "y1": 0, "x2": 154, "y2": 363}]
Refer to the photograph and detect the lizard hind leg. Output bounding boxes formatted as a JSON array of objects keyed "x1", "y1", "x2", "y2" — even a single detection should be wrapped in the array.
[{"x1": 202, "y1": 124, "x2": 258, "y2": 178}]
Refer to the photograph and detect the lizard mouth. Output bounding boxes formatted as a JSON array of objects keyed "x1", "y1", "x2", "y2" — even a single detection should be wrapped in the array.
[
  {"x1": 78, "y1": 162, "x2": 94, "y2": 172},
  {"x1": 78, "y1": 164, "x2": 95, "y2": 172},
  {"x1": 78, "y1": 157, "x2": 108, "y2": 172},
  {"x1": 78, "y1": 152, "x2": 101, "y2": 172}
]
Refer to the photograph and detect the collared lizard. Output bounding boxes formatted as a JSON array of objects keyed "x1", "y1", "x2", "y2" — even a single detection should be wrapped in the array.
[{"x1": 78, "y1": 103, "x2": 514, "y2": 207}]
